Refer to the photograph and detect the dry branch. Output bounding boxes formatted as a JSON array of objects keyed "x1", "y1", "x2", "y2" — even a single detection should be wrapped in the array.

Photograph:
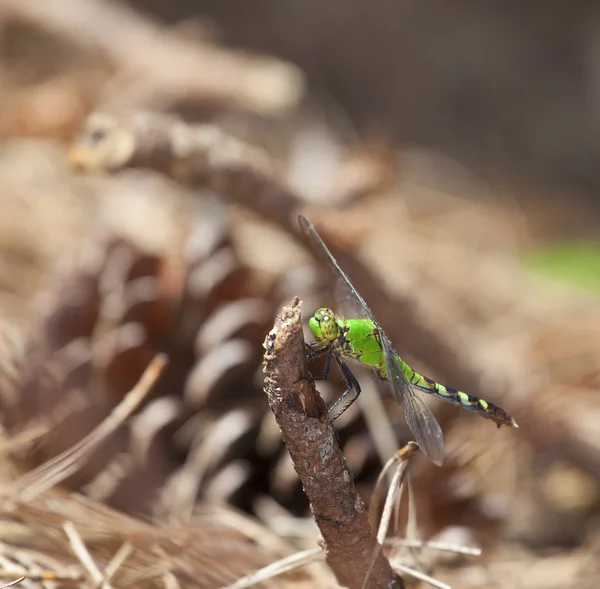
[
  {"x1": 70, "y1": 110, "x2": 492, "y2": 403},
  {"x1": 262, "y1": 297, "x2": 403, "y2": 589},
  {"x1": 0, "y1": 0, "x2": 303, "y2": 116}
]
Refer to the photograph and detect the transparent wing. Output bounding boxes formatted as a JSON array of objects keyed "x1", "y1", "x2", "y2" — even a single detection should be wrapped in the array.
[
  {"x1": 299, "y1": 215, "x2": 372, "y2": 321},
  {"x1": 382, "y1": 336, "x2": 445, "y2": 466},
  {"x1": 402, "y1": 388, "x2": 445, "y2": 466}
]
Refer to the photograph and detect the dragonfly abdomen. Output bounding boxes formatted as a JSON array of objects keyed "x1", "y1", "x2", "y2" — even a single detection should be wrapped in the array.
[{"x1": 397, "y1": 356, "x2": 518, "y2": 428}]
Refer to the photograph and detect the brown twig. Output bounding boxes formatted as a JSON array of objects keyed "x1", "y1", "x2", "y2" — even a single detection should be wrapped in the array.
[
  {"x1": 262, "y1": 297, "x2": 403, "y2": 589},
  {"x1": 69, "y1": 111, "x2": 303, "y2": 235},
  {"x1": 0, "y1": 0, "x2": 303, "y2": 116},
  {"x1": 69, "y1": 111, "x2": 492, "y2": 401}
]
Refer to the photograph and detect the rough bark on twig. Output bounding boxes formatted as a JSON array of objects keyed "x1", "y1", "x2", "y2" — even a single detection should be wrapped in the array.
[{"x1": 262, "y1": 297, "x2": 403, "y2": 589}]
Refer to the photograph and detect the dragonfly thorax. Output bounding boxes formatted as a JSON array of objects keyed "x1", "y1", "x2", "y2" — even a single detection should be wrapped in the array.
[{"x1": 308, "y1": 308, "x2": 341, "y2": 343}]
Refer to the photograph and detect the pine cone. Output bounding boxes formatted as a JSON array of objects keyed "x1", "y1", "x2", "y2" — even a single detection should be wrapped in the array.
[{"x1": 5, "y1": 210, "x2": 283, "y2": 520}]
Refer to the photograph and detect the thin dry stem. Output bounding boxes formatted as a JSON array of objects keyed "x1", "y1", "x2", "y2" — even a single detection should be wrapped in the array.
[
  {"x1": 376, "y1": 445, "x2": 419, "y2": 546},
  {"x1": 101, "y1": 543, "x2": 134, "y2": 587},
  {"x1": 0, "y1": 576, "x2": 25, "y2": 589},
  {"x1": 369, "y1": 445, "x2": 459, "y2": 589},
  {"x1": 357, "y1": 378, "x2": 400, "y2": 484},
  {"x1": 384, "y1": 539, "x2": 481, "y2": 557},
  {"x1": 369, "y1": 443, "x2": 417, "y2": 526},
  {"x1": 221, "y1": 547, "x2": 323, "y2": 589},
  {"x1": 389, "y1": 563, "x2": 451, "y2": 589},
  {"x1": 162, "y1": 571, "x2": 180, "y2": 589},
  {"x1": 262, "y1": 298, "x2": 402, "y2": 589},
  {"x1": 63, "y1": 521, "x2": 106, "y2": 587},
  {"x1": 362, "y1": 444, "x2": 417, "y2": 589},
  {"x1": 0, "y1": 427, "x2": 48, "y2": 458},
  {"x1": 198, "y1": 506, "x2": 297, "y2": 558},
  {"x1": 3, "y1": 354, "x2": 167, "y2": 506},
  {"x1": 0, "y1": 543, "x2": 82, "y2": 584}
]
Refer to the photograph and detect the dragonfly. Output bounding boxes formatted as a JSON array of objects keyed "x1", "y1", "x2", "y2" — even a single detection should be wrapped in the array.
[{"x1": 298, "y1": 215, "x2": 518, "y2": 466}]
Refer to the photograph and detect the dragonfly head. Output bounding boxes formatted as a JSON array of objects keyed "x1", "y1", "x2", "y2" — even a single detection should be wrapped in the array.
[{"x1": 309, "y1": 308, "x2": 340, "y2": 342}]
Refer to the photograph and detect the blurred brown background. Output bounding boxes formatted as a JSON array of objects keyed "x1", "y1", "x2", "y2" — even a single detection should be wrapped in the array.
[
  {"x1": 147, "y1": 0, "x2": 600, "y2": 200},
  {"x1": 0, "y1": 1, "x2": 600, "y2": 588}
]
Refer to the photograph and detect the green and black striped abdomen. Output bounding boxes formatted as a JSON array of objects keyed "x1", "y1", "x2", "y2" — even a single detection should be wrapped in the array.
[{"x1": 398, "y1": 357, "x2": 518, "y2": 428}]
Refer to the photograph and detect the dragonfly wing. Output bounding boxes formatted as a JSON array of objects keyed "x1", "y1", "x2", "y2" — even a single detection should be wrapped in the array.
[
  {"x1": 334, "y1": 280, "x2": 368, "y2": 320},
  {"x1": 299, "y1": 216, "x2": 372, "y2": 320},
  {"x1": 402, "y1": 386, "x2": 445, "y2": 466},
  {"x1": 381, "y1": 337, "x2": 445, "y2": 466}
]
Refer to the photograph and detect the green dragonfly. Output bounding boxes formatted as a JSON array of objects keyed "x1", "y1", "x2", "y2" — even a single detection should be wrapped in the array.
[{"x1": 298, "y1": 215, "x2": 518, "y2": 466}]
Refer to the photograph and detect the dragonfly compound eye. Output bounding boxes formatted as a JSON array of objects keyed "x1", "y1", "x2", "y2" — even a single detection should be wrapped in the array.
[
  {"x1": 315, "y1": 308, "x2": 338, "y2": 341},
  {"x1": 308, "y1": 314, "x2": 323, "y2": 339}
]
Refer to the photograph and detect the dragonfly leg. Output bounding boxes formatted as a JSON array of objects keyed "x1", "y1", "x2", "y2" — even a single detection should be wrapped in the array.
[
  {"x1": 304, "y1": 341, "x2": 333, "y2": 381},
  {"x1": 295, "y1": 342, "x2": 332, "y2": 384},
  {"x1": 305, "y1": 341, "x2": 331, "y2": 361},
  {"x1": 329, "y1": 357, "x2": 361, "y2": 421},
  {"x1": 310, "y1": 348, "x2": 334, "y2": 382}
]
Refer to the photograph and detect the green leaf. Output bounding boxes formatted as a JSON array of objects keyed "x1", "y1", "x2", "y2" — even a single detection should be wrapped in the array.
[{"x1": 523, "y1": 242, "x2": 600, "y2": 292}]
